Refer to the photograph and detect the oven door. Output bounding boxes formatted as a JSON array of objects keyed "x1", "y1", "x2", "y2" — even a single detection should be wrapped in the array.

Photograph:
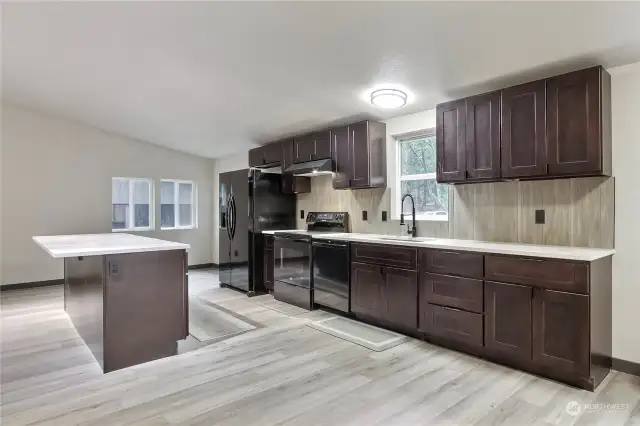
[{"x1": 312, "y1": 240, "x2": 349, "y2": 313}]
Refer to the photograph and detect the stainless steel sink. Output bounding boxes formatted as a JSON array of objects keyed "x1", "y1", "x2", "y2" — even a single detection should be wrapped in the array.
[{"x1": 376, "y1": 236, "x2": 437, "y2": 242}]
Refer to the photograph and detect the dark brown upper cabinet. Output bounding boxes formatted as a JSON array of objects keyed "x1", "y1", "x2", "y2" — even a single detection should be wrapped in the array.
[
  {"x1": 333, "y1": 120, "x2": 386, "y2": 190},
  {"x1": 436, "y1": 99, "x2": 466, "y2": 182},
  {"x1": 436, "y1": 65, "x2": 611, "y2": 184},
  {"x1": 248, "y1": 142, "x2": 282, "y2": 168},
  {"x1": 501, "y1": 80, "x2": 547, "y2": 178},
  {"x1": 331, "y1": 125, "x2": 350, "y2": 189},
  {"x1": 466, "y1": 91, "x2": 501, "y2": 180},
  {"x1": 547, "y1": 66, "x2": 611, "y2": 176},
  {"x1": 294, "y1": 131, "x2": 331, "y2": 163}
]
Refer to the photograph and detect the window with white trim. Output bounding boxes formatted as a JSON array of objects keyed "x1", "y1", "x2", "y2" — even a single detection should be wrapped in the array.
[
  {"x1": 397, "y1": 129, "x2": 449, "y2": 221},
  {"x1": 161, "y1": 180, "x2": 197, "y2": 229},
  {"x1": 111, "y1": 178, "x2": 153, "y2": 231}
]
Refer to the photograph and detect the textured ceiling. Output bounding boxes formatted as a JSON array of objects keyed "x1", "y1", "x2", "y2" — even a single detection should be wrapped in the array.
[{"x1": 3, "y1": 2, "x2": 640, "y2": 158}]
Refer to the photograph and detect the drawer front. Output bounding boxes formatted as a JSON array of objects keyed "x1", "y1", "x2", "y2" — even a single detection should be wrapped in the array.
[
  {"x1": 420, "y1": 249, "x2": 484, "y2": 278},
  {"x1": 421, "y1": 304, "x2": 483, "y2": 347},
  {"x1": 485, "y1": 255, "x2": 589, "y2": 294},
  {"x1": 351, "y1": 243, "x2": 417, "y2": 270},
  {"x1": 421, "y1": 273, "x2": 484, "y2": 313}
]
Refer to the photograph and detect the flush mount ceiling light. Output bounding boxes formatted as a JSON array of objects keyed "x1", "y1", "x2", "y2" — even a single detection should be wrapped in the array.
[{"x1": 370, "y1": 88, "x2": 408, "y2": 109}]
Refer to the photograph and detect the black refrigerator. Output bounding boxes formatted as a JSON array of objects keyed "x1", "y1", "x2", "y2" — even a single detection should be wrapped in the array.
[{"x1": 219, "y1": 168, "x2": 296, "y2": 295}]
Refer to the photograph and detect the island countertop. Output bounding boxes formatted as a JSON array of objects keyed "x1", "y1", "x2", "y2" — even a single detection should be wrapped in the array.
[{"x1": 33, "y1": 233, "x2": 190, "y2": 258}]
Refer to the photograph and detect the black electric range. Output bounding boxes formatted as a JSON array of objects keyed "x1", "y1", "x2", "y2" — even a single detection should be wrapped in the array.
[{"x1": 272, "y1": 212, "x2": 349, "y2": 310}]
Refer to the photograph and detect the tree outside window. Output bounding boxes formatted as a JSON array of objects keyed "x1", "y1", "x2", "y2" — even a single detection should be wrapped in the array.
[{"x1": 398, "y1": 130, "x2": 448, "y2": 220}]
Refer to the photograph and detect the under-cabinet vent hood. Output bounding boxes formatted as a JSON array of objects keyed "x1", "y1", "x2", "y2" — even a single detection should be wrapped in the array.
[{"x1": 285, "y1": 159, "x2": 334, "y2": 177}]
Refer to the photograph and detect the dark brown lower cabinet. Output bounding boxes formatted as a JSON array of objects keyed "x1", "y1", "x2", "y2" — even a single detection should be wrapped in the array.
[
  {"x1": 350, "y1": 262, "x2": 417, "y2": 329},
  {"x1": 351, "y1": 262, "x2": 385, "y2": 321},
  {"x1": 420, "y1": 304, "x2": 483, "y2": 347},
  {"x1": 533, "y1": 289, "x2": 590, "y2": 376},
  {"x1": 484, "y1": 281, "x2": 532, "y2": 361},
  {"x1": 384, "y1": 267, "x2": 418, "y2": 329},
  {"x1": 263, "y1": 237, "x2": 274, "y2": 291}
]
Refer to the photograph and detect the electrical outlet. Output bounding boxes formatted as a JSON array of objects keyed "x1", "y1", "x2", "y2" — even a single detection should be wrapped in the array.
[
  {"x1": 362, "y1": 210, "x2": 368, "y2": 221},
  {"x1": 381, "y1": 211, "x2": 387, "y2": 222},
  {"x1": 535, "y1": 209, "x2": 545, "y2": 224},
  {"x1": 300, "y1": 210, "x2": 305, "y2": 219}
]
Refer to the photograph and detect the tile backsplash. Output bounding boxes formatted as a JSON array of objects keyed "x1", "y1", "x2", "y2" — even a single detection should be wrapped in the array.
[{"x1": 296, "y1": 175, "x2": 614, "y2": 249}]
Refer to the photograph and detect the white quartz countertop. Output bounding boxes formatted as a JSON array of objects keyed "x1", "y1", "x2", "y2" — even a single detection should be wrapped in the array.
[
  {"x1": 33, "y1": 233, "x2": 190, "y2": 258},
  {"x1": 262, "y1": 229, "x2": 313, "y2": 235},
  {"x1": 265, "y1": 230, "x2": 614, "y2": 261}
]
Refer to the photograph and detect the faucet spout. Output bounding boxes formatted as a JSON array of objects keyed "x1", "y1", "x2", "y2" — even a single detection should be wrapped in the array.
[{"x1": 400, "y1": 194, "x2": 417, "y2": 237}]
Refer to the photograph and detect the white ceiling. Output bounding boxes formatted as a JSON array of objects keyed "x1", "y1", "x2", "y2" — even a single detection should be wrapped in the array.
[{"x1": 3, "y1": 2, "x2": 640, "y2": 159}]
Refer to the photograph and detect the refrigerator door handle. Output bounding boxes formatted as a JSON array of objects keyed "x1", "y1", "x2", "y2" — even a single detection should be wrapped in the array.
[
  {"x1": 230, "y1": 194, "x2": 237, "y2": 240},
  {"x1": 226, "y1": 194, "x2": 233, "y2": 241}
]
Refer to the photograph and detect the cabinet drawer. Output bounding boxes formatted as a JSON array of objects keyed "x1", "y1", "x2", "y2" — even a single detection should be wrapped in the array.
[
  {"x1": 351, "y1": 243, "x2": 417, "y2": 270},
  {"x1": 485, "y1": 255, "x2": 589, "y2": 294},
  {"x1": 420, "y1": 304, "x2": 483, "y2": 347},
  {"x1": 420, "y1": 249, "x2": 483, "y2": 278},
  {"x1": 421, "y1": 273, "x2": 483, "y2": 313}
]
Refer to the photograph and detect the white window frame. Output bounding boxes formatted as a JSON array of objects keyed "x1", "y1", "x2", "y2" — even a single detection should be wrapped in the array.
[
  {"x1": 111, "y1": 177, "x2": 155, "y2": 232},
  {"x1": 160, "y1": 179, "x2": 198, "y2": 230},
  {"x1": 395, "y1": 129, "x2": 449, "y2": 222}
]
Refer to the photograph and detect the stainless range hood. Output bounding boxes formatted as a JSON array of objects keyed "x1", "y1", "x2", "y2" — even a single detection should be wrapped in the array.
[{"x1": 284, "y1": 159, "x2": 334, "y2": 177}]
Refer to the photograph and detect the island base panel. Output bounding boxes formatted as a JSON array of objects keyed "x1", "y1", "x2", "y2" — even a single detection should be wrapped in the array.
[{"x1": 65, "y1": 250, "x2": 187, "y2": 373}]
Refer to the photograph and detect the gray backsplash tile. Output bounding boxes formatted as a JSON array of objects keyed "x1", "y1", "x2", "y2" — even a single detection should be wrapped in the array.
[{"x1": 295, "y1": 175, "x2": 614, "y2": 249}]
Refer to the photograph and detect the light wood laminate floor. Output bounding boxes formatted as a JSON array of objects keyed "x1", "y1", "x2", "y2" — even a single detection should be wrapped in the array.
[{"x1": 1, "y1": 275, "x2": 639, "y2": 425}]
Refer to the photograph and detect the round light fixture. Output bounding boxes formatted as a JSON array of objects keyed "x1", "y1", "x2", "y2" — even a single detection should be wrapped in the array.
[{"x1": 370, "y1": 88, "x2": 408, "y2": 109}]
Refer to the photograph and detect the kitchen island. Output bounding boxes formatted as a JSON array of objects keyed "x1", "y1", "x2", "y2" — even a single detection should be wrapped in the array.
[{"x1": 33, "y1": 233, "x2": 189, "y2": 373}]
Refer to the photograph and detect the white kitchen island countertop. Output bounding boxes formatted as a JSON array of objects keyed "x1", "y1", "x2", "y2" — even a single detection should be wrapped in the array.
[
  {"x1": 311, "y1": 233, "x2": 615, "y2": 262},
  {"x1": 33, "y1": 233, "x2": 190, "y2": 258}
]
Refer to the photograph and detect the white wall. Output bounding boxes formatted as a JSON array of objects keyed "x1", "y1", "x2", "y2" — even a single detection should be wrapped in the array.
[
  {"x1": 611, "y1": 63, "x2": 640, "y2": 364},
  {"x1": 383, "y1": 109, "x2": 437, "y2": 220},
  {"x1": 0, "y1": 103, "x2": 214, "y2": 285},
  {"x1": 211, "y1": 152, "x2": 250, "y2": 264}
]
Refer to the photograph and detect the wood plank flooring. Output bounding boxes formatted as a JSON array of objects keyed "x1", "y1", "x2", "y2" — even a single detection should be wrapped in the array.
[{"x1": 1, "y1": 275, "x2": 639, "y2": 425}]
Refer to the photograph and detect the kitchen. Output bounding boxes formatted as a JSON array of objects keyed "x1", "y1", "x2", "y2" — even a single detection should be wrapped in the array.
[
  {"x1": 2, "y1": 2, "x2": 640, "y2": 424},
  {"x1": 216, "y1": 65, "x2": 615, "y2": 392}
]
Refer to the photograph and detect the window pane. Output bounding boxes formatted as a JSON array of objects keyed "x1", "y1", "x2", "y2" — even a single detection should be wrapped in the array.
[
  {"x1": 178, "y1": 183, "x2": 193, "y2": 227},
  {"x1": 401, "y1": 179, "x2": 448, "y2": 217},
  {"x1": 160, "y1": 181, "x2": 175, "y2": 228},
  {"x1": 133, "y1": 181, "x2": 150, "y2": 228},
  {"x1": 400, "y1": 136, "x2": 436, "y2": 175},
  {"x1": 112, "y1": 179, "x2": 130, "y2": 229}
]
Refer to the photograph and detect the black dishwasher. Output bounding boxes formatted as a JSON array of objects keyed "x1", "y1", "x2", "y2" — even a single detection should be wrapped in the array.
[{"x1": 312, "y1": 239, "x2": 350, "y2": 313}]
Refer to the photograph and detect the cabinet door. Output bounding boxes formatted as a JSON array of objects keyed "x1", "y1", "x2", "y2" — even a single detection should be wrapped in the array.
[
  {"x1": 312, "y1": 131, "x2": 331, "y2": 160},
  {"x1": 533, "y1": 289, "x2": 590, "y2": 376},
  {"x1": 466, "y1": 92, "x2": 501, "y2": 180},
  {"x1": 436, "y1": 99, "x2": 466, "y2": 182},
  {"x1": 349, "y1": 121, "x2": 371, "y2": 188},
  {"x1": 501, "y1": 81, "x2": 547, "y2": 178},
  {"x1": 263, "y1": 142, "x2": 282, "y2": 165},
  {"x1": 384, "y1": 267, "x2": 418, "y2": 329},
  {"x1": 485, "y1": 281, "x2": 532, "y2": 361},
  {"x1": 294, "y1": 136, "x2": 315, "y2": 163},
  {"x1": 281, "y1": 139, "x2": 295, "y2": 171},
  {"x1": 331, "y1": 125, "x2": 351, "y2": 189},
  {"x1": 547, "y1": 67, "x2": 602, "y2": 176},
  {"x1": 263, "y1": 247, "x2": 274, "y2": 291},
  {"x1": 249, "y1": 147, "x2": 264, "y2": 167},
  {"x1": 350, "y1": 262, "x2": 384, "y2": 320}
]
